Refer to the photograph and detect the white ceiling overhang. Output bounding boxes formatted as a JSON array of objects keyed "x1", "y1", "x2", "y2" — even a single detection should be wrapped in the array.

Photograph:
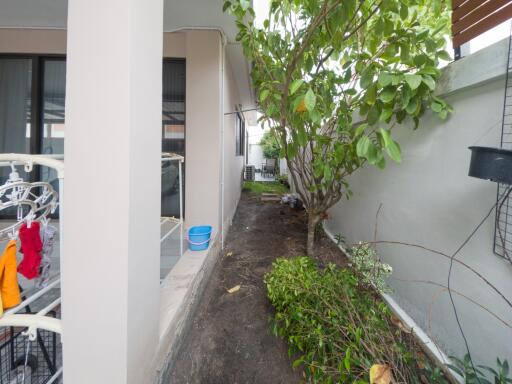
[{"x1": 0, "y1": 0, "x2": 256, "y2": 115}]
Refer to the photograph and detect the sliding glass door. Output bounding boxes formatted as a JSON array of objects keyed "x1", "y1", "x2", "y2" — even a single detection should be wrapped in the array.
[
  {"x1": 41, "y1": 58, "x2": 66, "y2": 195},
  {"x1": 0, "y1": 58, "x2": 32, "y2": 170},
  {"x1": 0, "y1": 55, "x2": 185, "y2": 218}
]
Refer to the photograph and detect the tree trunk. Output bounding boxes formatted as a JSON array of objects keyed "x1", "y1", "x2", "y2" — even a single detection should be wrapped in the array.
[{"x1": 307, "y1": 214, "x2": 320, "y2": 256}]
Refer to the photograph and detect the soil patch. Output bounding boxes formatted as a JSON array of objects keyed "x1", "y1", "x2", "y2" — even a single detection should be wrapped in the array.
[{"x1": 168, "y1": 192, "x2": 346, "y2": 384}]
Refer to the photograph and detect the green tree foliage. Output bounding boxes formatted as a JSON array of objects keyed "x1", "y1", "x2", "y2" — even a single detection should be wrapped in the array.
[
  {"x1": 225, "y1": 0, "x2": 451, "y2": 255},
  {"x1": 260, "y1": 130, "x2": 281, "y2": 159}
]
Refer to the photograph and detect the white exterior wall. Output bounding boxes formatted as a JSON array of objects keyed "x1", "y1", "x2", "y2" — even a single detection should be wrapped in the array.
[
  {"x1": 248, "y1": 143, "x2": 264, "y2": 169},
  {"x1": 325, "y1": 40, "x2": 512, "y2": 367},
  {"x1": 222, "y1": 54, "x2": 245, "y2": 232},
  {"x1": 184, "y1": 30, "x2": 222, "y2": 231}
]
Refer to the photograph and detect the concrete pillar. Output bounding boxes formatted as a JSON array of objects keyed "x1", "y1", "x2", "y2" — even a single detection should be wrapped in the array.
[
  {"x1": 185, "y1": 31, "x2": 222, "y2": 229},
  {"x1": 63, "y1": 0, "x2": 163, "y2": 382}
]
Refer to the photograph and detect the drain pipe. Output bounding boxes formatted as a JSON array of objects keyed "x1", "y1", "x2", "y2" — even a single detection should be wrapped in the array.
[
  {"x1": 220, "y1": 33, "x2": 226, "y2": 249},
  {"x1": 165, "y1": 26, "x2": 228, "y2": 249}
]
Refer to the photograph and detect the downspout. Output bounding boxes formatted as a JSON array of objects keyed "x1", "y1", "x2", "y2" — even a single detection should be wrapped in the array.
[
  {"x1": 165, "y1": 26, "x2": 228, "y2": 249},
  {"x1": 220, "y1": 33, "x2": 227, "y2": 249}
]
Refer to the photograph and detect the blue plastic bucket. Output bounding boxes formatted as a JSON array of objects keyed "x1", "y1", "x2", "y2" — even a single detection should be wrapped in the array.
[{"x1": 187, "y1": 225, "x2": 212, "y2": 251}]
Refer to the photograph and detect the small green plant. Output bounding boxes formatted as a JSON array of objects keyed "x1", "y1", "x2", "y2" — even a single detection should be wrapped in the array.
[
  {"x1": 276, "y1": 174, "x2": 289, "y2": 187},
  {"x1": 348, "y1": 243, "x2": 393, "y2": 293},
  {"x1": 448, "y1": 355, "x2": 512, "y2": 384},
  {"x1": 334, "y1": 233, "x2": 347, "y2": 247},
  {"x1": 264, "y1": 256, "x2": 434, "y2": 383}
]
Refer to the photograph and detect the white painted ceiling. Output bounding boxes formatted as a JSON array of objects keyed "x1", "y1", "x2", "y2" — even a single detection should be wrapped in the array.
[{"x1": 0, "y1": 0, "x2": 256, "y2": 115}]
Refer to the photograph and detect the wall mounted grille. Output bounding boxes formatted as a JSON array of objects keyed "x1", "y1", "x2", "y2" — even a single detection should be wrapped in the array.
[
  {"x1": 452, "y1": 0, "x2": 512, "y2": 48},
  {"x1": 494, "y1": 30, "x2": 512, "y2": 263}
]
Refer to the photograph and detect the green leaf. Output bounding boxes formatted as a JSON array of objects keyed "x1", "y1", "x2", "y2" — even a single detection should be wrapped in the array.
[
  {"x1": 304, "y1": 88, "x2": 316, "y2": 111},
  {"x1": 380, "y1": 108, "x2": 393, "y2": 122},
  {"x1": 367, "y1": 106, "x2": 380, "y2": 126},
  {"x1": 378, "y1": 72, "x2": 393, "y2": 87},
  {"x1": 292, "y1": 358, "x2": 303, "y2": 368},
  {"x1": 379, "y1": 128, "x2": 392, "y2": 147},
  {"x1": 422, "y1": 75, "x2": 436, "y2": 91},
  {"x1": 404, "y1": 74, "x2": 422, "y2": 90},
  {"x1": 289, "y1": 79, "x2": 304, "y2": 95},
  {"x1": 379, "y1": 88, "x2": 395, "y2": 103},
  {"x1": 259, "y1": 89, "x2": 270, "y2": 103},
  {"x1": 366, "y1": 85, "x2": 377, "y2": 105},
  {"x1": 437, "y1": 50, "x2": 452, "y2": 61},
  {"x1": 344, "y1": 348, "x2": 351, "y2": 371},
  {"x1": 222, "y1": 1, "x2": 232, "y2": 12},
  {"x1": 400, "y1": 4, "x2": 408, "y2": 20},
  {"x1": 354, "y1": 123, "x2": 368, "y2": 137},
  {"x1": 360, "y1": 71, "x2": 374, "y2": 89},
  {"x1": 431, "y1": 100, "x2": 443, "y2": 112},
  {"x1": 356, "y1": 136, "x2": 370, "y2": 157},
  {"x1": 406, "y1": 98, "x2": 419, "y2": 114},
  {"x1": 386, "y1": 140, "x2": 402, "y2": 163},
  {"x1": 323, "y1": 165, "x2": 333, "y2": 182}
]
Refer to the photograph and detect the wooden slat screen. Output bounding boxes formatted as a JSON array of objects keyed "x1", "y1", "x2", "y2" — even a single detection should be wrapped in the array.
[{"x1": 452, "y1": 0, "x2": 512, "y2": 48}]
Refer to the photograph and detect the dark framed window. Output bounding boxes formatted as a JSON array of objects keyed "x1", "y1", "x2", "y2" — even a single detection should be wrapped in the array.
[
  {"x1": 235, "y1": 110, "x2": 245, "y2": 156},
  {"x1": 0, "y1": 55, "x2": 65, "y2": 218},
  {"x1": 162, "y1": 59, "x2": 186, "y2": 217}
]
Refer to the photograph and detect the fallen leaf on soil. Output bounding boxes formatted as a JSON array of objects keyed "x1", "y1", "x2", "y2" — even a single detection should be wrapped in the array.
[
  {"x1": 390, "y1": 313, "x2": 412, "y2": 334},
  {"x1": 370, "y1": 364, "x2": 392, "y2": 384},
  {"x1": 227, "y1": 285, "x2": 241, "y2": 293}
]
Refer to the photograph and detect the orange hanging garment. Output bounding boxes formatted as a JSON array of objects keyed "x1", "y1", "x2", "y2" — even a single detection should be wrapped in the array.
[{"x1": 0, "y1": 240, "x2": 21, "y2": 316}]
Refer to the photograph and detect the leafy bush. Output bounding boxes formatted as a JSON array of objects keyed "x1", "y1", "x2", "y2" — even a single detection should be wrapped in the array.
[
  {"x1": 348, "y1": 243, "x2": 393, "y2": 294},
  {"x1": 264, "y1": 257, "x2": 428, "y2": 383},
  {"x1": 448, "y1": 355, "x2": 512, "y2": 384},
  {"x1": 260, "y1": 130, "x2": 280, "y2": 160}
]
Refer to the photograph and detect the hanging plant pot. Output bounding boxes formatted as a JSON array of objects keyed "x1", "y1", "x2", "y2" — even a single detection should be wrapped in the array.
[{"x1": 468, "y1": 146, "x2": 512, "y2": 185}]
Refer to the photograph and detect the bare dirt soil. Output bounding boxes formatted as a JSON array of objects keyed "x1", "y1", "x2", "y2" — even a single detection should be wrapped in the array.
[{"x1": 168, "y1": 192, "x2": 346, "y2": 384}]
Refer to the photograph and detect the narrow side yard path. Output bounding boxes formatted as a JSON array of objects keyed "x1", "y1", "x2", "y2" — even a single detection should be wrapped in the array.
[{"x1": 169, "y1": 192, "x2": 345, "y2": 384}]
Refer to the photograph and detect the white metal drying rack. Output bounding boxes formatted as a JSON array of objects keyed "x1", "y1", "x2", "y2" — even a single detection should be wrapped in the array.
[
  {"x1": 0, "y1": 152, "x2": 184, "y2": 382},
  {"x1": 160, "y1": 152, "x2": 184, "y2": 257},
  {"x1": 0, "y1": 153, "x2": 64, "y2": 384}
]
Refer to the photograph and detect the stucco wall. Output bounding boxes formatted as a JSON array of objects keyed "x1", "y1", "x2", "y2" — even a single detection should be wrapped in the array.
[
  {"x1": 324, "y1": 42, "x2": 512, "y2": 367},
  {"x1": 222, "y1": 54, "x2": 244, "y2": 232},
  {"x1": 184, "y1": 30, "x2": 222, "y2": 230}
]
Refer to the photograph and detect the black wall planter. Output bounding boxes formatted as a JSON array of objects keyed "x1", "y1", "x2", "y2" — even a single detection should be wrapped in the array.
[{"x1": 468, "y1": 146, "x2": 512, "y2": 185}]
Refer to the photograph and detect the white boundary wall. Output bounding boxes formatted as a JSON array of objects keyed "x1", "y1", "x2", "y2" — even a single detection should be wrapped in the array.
[{"x1": 325, "y1": 38, "x2": 512, "y2": 366}]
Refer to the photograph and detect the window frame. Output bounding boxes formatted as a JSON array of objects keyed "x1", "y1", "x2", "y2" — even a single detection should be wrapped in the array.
[
  {"x1": 235, "y1": 109, "x2": 245, "y2": 157},
  {"x1": 0, "y1": 53, "x2": 66, "y2": 156}
]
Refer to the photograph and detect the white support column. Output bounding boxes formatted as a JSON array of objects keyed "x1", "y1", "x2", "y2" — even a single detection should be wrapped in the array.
[{"x1": 63, "y1": 0, "x2": 163, "y2": 383}]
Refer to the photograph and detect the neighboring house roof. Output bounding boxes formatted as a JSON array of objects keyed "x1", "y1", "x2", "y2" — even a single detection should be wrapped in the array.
[{"x1": 0, "y1": 0, "x2": 256, "y2": 118}]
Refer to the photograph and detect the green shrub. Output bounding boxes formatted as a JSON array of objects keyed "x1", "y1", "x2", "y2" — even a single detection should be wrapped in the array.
[
  {"x1": 448, "y1": 355, "x2": 512, "y2": 384},
  {"x1": 348, "y1": 243, "x2": 393, "y2": 294},
  {"x1": 264, "y1": 257, "x2": 427, "y2": 383}
]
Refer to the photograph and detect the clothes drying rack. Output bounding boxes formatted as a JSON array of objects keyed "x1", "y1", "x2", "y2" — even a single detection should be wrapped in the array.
[
  {"x1": 0, "y1": 153, "x2": 64, "y2": 384},
  {"x1": 160, "y1": 153, "x2": 184, "y2": 258},
  {"x1": 0, "y1": 153, "x2": 184, "y2": 383}
]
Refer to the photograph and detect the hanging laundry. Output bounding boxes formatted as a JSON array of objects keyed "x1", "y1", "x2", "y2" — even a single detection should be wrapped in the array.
[
  {"x1": 0, "y1": 240, "x2": 21, "y2": 315},
  {"x1": 17, "y1": 222, "x2": 43, "y2": 280},
  {"x1": 35, "y1": 225, "x2": 57, "y2": 289}
]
